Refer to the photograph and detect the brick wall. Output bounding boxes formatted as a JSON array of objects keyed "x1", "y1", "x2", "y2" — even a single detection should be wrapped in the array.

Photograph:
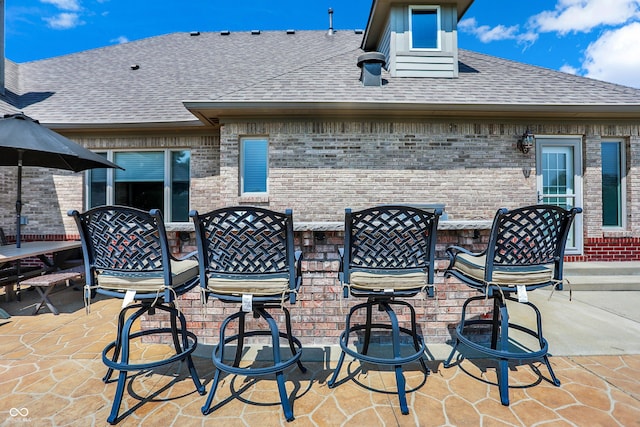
[
  {"x1": 566, "y1": 237, "x2": 640, "y2": 262},
  {"x1": 149, "y1": 229, "x2": 493, "y2": 346}
]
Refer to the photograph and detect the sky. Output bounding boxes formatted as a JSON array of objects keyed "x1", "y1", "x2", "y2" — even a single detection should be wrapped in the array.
[{"x1": 5, "y1": 0, "x2": 640, "y2": 88}]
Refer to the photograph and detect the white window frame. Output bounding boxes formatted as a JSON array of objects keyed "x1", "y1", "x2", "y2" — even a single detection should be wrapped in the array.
[
  {"x1": 85, "y1": 148, "x2": 190, "y2": 222},
  {"x1": 240, "y1": 137, "x2": 269, "y2": 196},
  {"x1": 409, "y1": 5, "x2": 441, "y2": 51},
  {"x1": 601, "y1": 138, "x2": 627, "y2": 229}
]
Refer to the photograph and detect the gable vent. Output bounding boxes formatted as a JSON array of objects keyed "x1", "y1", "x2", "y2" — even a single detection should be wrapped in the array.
[{"x1": 357, "y1": 52, "x2": 386, "y2": 87}]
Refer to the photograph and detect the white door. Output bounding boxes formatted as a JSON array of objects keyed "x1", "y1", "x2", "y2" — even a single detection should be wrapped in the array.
[{"x1": 536, "y1": 138, "x2": 583, "y2": 254}]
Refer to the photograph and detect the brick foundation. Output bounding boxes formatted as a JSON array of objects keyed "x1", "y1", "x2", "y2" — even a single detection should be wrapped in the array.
[{"x1": 565, "y1": 237, "x2": 640, "y2": 262}]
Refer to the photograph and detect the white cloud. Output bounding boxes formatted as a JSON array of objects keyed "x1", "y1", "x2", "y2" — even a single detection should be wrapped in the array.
[
  {"x1": 40, "y1": 0, "x2": 82, "y2": 12},
  {"x1": 43, "y1": 12, "x2": 84, "y2": 29},
  {"x1": 560, "y1": 64, "x2": 579, "y2": 74},
  {"x1": 459, "y1": 17, "x2": 538, "y2": 45},
  {"x1": 531, "y1": 0, "x2": 640, "y2": 34},
  {"x1": 110, "y1": 36, "x2": 129, "y2": 44},
  {"x1": 582, "y1": 22, "x2": 640, "y2": 88}
]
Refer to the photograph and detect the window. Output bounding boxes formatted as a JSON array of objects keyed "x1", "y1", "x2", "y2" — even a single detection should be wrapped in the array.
[
  {"x1": 240, "y1": 138, "x2": 268, "y2": 194},
  {"x1": 410, "y1": 6, "x2": 440, "y2": 50},
  {"x1": 87, "y1": 150, "x2": 190, "y2": 222},
  {"x1": 601, "y1": 140, "x2": 625, "y2": 227}
]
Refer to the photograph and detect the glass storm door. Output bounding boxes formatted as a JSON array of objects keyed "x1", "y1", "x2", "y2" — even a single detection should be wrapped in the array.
[{"x1": 536, "y1": 138, "x2": 583, "y2": 254}]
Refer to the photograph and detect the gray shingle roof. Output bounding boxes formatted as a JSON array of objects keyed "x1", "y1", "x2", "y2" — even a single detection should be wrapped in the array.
[{"x1": 2, "y1": 29, "x2": 640, "y2": 126}]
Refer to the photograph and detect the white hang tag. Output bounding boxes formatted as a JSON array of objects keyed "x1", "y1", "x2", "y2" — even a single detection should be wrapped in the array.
[
  {"x1": 242, "y1": 294, "x2": 253, "y2": 312},
  {"x1": 122, "y1": 290, "x2": 136, "y2": 308},
  {"x1": 517, "y1": 285, "x2": 528, "y2": 303}
]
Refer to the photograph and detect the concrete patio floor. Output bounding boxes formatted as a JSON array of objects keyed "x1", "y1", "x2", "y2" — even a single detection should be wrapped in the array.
[{"x1": 1, "y1": 285, "x2": 640, "y2": 426}]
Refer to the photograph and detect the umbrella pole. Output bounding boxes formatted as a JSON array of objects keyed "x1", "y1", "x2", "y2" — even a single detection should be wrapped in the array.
[
  {"x1": 16, "y1": 150, "x2": 23, "y2": 249},
  {"x1": 15, "y1": 150, "x2": 23, "y2": 301}
]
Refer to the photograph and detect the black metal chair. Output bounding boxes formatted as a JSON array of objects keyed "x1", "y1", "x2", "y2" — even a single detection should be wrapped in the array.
[
  {"x1": 327, "y1": 205, "x2": 442, "y2": 415},
  {"x1": 443, "y1": 204, "x2": 582, "y2": 406},
  {"x1": 190, "y1": 206, "x2": 305, "y2": 422},
  {"x1": 68, "y1": 206, "x2": 205, "y2": 424}
]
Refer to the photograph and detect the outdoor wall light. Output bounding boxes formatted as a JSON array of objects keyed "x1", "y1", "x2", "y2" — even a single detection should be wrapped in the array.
[{"x1": 517, "y1": 128, "x2": 535, "y2": 154}]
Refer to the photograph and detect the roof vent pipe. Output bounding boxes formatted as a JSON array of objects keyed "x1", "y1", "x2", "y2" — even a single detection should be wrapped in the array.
[
  {"x1": 327, "y1": 8, "x2": 334, "y2": 35},
  {"x1": 357, "y1": 52, "x2": 386, "y2": 87}
]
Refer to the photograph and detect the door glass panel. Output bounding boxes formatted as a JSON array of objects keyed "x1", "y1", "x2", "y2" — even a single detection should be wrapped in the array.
[
  {"x1": 542, "y1": 146, "x2": 574, "y2": 209},
  {"x1": 538, "y1": 142, "x2": 581, "y2": 252}
]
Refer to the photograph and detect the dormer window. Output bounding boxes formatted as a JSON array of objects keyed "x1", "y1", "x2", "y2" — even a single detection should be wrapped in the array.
[{"x1": 409, "y1": 5, "x2": 440, "y2": 50}]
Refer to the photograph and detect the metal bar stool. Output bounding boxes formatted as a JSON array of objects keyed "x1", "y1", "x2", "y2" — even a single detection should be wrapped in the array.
[
  {"x1": 443, "y1": 204, "x2": 581, "y2": 406},
  {"x1": 190, "y1": 206, "x2": 305, "y2": 422},
  {"x1": 69, "y1": 206, "x2": 205, "y2": 424},
  {"x1": 328, "y1": 205, "x2": 441, "y2": 415}
]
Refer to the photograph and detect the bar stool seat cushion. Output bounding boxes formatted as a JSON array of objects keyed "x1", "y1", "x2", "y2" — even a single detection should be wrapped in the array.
[
  {"x1": 451, "y1": 253, "x2": 554, "y2": 286},
  {"x1": 350, "y1": 271, "x2": 426, "y2": 291},
  {"x1": 97, "y1": 259, "x2": 199, "y2": 291},
  {"x1": 206, "y1": 275, "x2": 289, "y2": 296}
]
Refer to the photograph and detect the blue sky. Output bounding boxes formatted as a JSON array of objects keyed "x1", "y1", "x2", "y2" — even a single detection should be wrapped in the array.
[{"x1": 6, "y1": 0, "x2": 640, "y2": 88}]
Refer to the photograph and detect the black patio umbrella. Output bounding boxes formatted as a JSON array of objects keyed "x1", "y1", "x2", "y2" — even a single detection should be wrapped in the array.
[{"x1": 0, "y1": 113, "x2": 122, "y2": 248}]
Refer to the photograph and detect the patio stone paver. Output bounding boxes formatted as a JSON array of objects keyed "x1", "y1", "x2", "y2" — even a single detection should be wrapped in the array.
[{"x1": 1, "y1": 286, "x2": 640, "y2": 426}]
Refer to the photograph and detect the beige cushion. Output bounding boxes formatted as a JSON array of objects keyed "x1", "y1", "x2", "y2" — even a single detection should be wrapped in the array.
[
  {"x1": 452, "y1": 253, "x2": 553, "y2": 286},
  {"x1": 207, "y1": 276, "x2": 290, "y2": 296},
  {"x1": 349, "y1": 271, "x2": 427, "y2": 291},
  {"x1": 96, "y1": 259, "x2": 198, "y2": 292}
]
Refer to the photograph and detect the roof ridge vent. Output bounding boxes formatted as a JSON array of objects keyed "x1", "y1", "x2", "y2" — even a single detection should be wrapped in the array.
[
  {"x1": 190, "y1": 31, "x2": 200, "y2": 36},
  {"x1": 286, "y1": 29, "x2": 296, "y2": 34},
  {"x1": 251, "y1": 30, "x2": 261, "y2": 35},
  {"x1": 357, "y1": 52, "x2": 386, "y2": 87},
  {"x1": 220, "y1": 30, "x2": 230, "y2": 36}
]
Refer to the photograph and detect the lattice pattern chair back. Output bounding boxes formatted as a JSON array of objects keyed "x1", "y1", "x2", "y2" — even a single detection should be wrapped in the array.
[
  {"x1": 486, "y1": 205, "x2": 579, "y2": 285},
  {"x1": 491, "y1": 205, "x2": 569, "y2": 267},
  {"x1": 196, "y1": 207, "x2": 291, "y2": 275},
  {"x1": 83, "y1": 207, "x2": 165, "y2": 273},
  {"x1": 344, "y1": 205, "x2": 441, "y2": 295}
]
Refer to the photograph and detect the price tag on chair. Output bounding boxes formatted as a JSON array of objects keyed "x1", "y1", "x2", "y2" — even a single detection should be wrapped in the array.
[
  {"x1": 122, "y1": 290, "x2": 136, "y2": 308},
  {"x1": 516, "y1": 285, "x2": 528, "y2": 303},
  {"x1": 242, "y1": 294, "x2": 253, "y2": 312}
]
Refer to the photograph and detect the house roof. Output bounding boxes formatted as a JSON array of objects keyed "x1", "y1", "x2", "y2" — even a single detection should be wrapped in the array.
[{"x1": 3, "y1": 29, "x2": 640, "y2": 128}]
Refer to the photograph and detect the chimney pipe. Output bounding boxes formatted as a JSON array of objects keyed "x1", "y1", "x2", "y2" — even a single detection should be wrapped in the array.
[
  {"x1": 357, "y1": 52, "x2": 386, "y2": 87},
  {"x1": 327, "y1": 8, "x2": 334, "y2": 36}
]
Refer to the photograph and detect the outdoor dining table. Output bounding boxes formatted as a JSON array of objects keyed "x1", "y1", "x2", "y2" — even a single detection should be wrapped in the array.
[{"x1": 0, "y1": 240, "x2": 82, "y2": 301}]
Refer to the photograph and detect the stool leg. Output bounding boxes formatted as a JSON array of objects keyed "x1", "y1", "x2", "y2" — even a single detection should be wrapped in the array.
[
  {"x1": 528, "y1": 300, "x2": 561, "y2": 387},
  {"x1": 233, "y1": 312, "x2": 246, "y2": 367},
  {"x1": 104, "y1": 305, "x2": 135, "y2": 382},
  {"x1": 404, "y1": 301, "x2": 428, "y2": 373},
  {"x1": 260, "y1": 307, "x2": 294, "y2": 422},
  {"x1": 107, "y1": 307, "x2": 139, "y2": 424},
  {"x1": 444, "y1": 295, "x2": 476, "y2": 368},
  {"x1": 283, "y1": 306, "x2": 306, "y2": 373},
  {"x1": 382, "y1": 302, "x2": 409, "y2": 415},
  {"x1": 328, "y1": 304, "x2": 356, "y2": 388},
  {"x1": 201, "y1": 367, "x2": 223, "y2": 415},
  {"x1": 202, "y1": 311, "x2": 236, "y2": 415},
  {"x1": 497, "y1": 297, "x2": 510, "y2": 406},
  {"x1": 169, "y1": 305, "x2": 205, "y2": 395},
  {"x1": 362, "y1": 301, "x2": 374, "y2": 355}
]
